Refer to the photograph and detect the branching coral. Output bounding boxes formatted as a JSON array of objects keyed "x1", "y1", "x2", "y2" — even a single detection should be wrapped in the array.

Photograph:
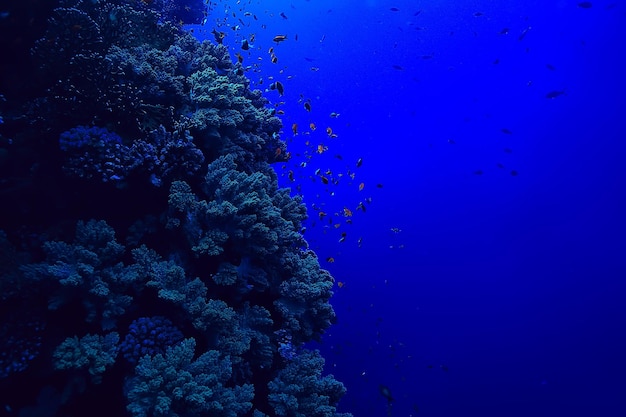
[
  {"x1": 53, "y1": 332, "x2": 120, "y2": 384},
  {"x1": 20, "y1": 220, "x2": 142, "y2": 330},
  {"x1": 268, "y1": 349, "x2": 350, "y2": 417},
  {"x1": 0, "y1": 1, "x2": 350, "y2": 416},
  {"x1": 166, "y1": 154, "x2": 306, "y2": 259},
  {"x1": 125, "y1": 338, "x2": 254, "y2": 417}
]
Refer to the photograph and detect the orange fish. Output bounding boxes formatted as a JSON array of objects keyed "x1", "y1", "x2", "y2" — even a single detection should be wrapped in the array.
[
  {"x1": 337, "y1": 281, "x2": 344, "y2": 288},
  {"x1": 292, "y1": 123, "x2": 298, "y2": 135},
  {"x1": 317, "y1": 144, "x2": 327, "y2": 154},
  {"x1": 326, "y1": 257, "x2": 335, "y2": 263},
  {"x1": 310, "y1": 123, "x2": 317, "y2": 131},
  {"x1": 275, "y1": 147, "x2": 282, "y2": 157},
  {"x1": 358, "y1": 182, "x2": 365, "y2": 191},
  {"x1": 321, "y1": 176, "x2": 329, "y2": 184},
  {"x1": 319, "y1": 211, "x2": 327, "y2": 220},
  {"x1": 343, "y1": 207, "x2": 353, "y2": 217}
]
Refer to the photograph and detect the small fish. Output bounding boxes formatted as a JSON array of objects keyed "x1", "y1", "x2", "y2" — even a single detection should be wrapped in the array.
[
  {"x1": 273, "y1": 34, "x2": 288, "y2": 43},
  {"x1": 304, "y1": 101, "x2": 311, "y2": 112},
  {"x1": 390, "y1": 7, "x2": 400, "y2": 12},
  {"x1": 321, "y1": 176, "x2": 329, "y2": 184},
  {"x1": 280, "y1": 12, "x2": 288, "y2": 19},
  {"x1": 577, "y1": 1, "x2": 592, "y2": 8},
  {"x1": 310, "y1": 123, "x2": 316, "y2": 131},
  {"x1": 376, "y1": 183, "x2": 383, "y2": 188},
  {"x1": 356, "y1": 158, "x2": 363, "y2": 167},
  {"x1": 292, "y1": 123, "x2": 298, "y2": 135},
  {"x1": 241, "y1": 39, "x2": 250, "y2": 50},
  {"x1": 546, "y1": 89, "x2": 566, "y2": 99},
  {"x1": 510, "y1": 170, "x2": 519, "y2": 176},
  {"x1": 337, "y1": 281, "x2": 344, "y2": 288},
  {"x1": 211, "y1": 29, "x2": 226, "y2": 44},
  {"x1": 358, "y1": 182, "x2": 365, "y2": 191},
  {"x1": 343, "y1": 207, "x2": 352, "y2": 217},
  {"x1": 518, "y1": 26, "x2": 532, "y2": 41},
  {"x1": 274, "y1": 81, "x2": 284, "y2": 95},
  {"x1": 474, "y1": 170, "x2": 484, "y2": 175},
  {"x1": 392, "y1": 64, "x2": 404, "y2": 71},
  {"x1": 271, "y1": 54, "x2": 278, "y2": 64},
  {"x1": 326, "y1": 127, "x2": 333, "y2": 136},
  {"x1": 501, "y1": 128, "x2": 512, "y2": 134},
  {"x1": 356, "y1": 202, "x2": 366, "y2": 212},
  {"x1": 379, "y1": 385, "x2": 394, "y2": 404},
  {"x1": 499, "y1": 27, "x2": 509, "y2": 35},
  {"x1": 326, "y1": 257, "x2": 335, "y2": 263},
  {"x1": 329, "y1": 112, "x2": 340, "y2": 118}
]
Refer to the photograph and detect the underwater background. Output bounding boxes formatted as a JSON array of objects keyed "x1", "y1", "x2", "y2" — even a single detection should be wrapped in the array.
[{"x1": 1, "y1": 0, "x2": 625, "y2": 416}]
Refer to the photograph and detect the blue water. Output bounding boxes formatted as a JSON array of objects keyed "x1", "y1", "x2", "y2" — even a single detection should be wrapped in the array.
[
  {"x1": 1, "y1": 0, "x2": 625, "y2": 416},
  {"x1": 194, "y1": 0, "x2": 626, "y2": 415}
]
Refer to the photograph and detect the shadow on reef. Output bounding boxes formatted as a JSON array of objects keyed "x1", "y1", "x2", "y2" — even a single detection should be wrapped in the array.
[{"x1": 0, "y1": 1, "x2": 351, "y2": 416}]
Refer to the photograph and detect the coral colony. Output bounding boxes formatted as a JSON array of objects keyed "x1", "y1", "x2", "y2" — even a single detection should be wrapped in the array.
[{"x1": 0, "y1": 1, "x2": 349, "y2": 416}]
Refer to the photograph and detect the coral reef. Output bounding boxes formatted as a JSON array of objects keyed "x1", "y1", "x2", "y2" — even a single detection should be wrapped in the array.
[{"x1": 0, "y1": 0, "x2": 349, "y2": 416}]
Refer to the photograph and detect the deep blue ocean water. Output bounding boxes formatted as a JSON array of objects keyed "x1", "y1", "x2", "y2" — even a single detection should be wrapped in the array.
[
  {"x1": 193, "y1": 0, "x2": 626, "y2": 415},
  {"x1": 1, "y1": 0, "x2": 624, "y2": 416}
]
